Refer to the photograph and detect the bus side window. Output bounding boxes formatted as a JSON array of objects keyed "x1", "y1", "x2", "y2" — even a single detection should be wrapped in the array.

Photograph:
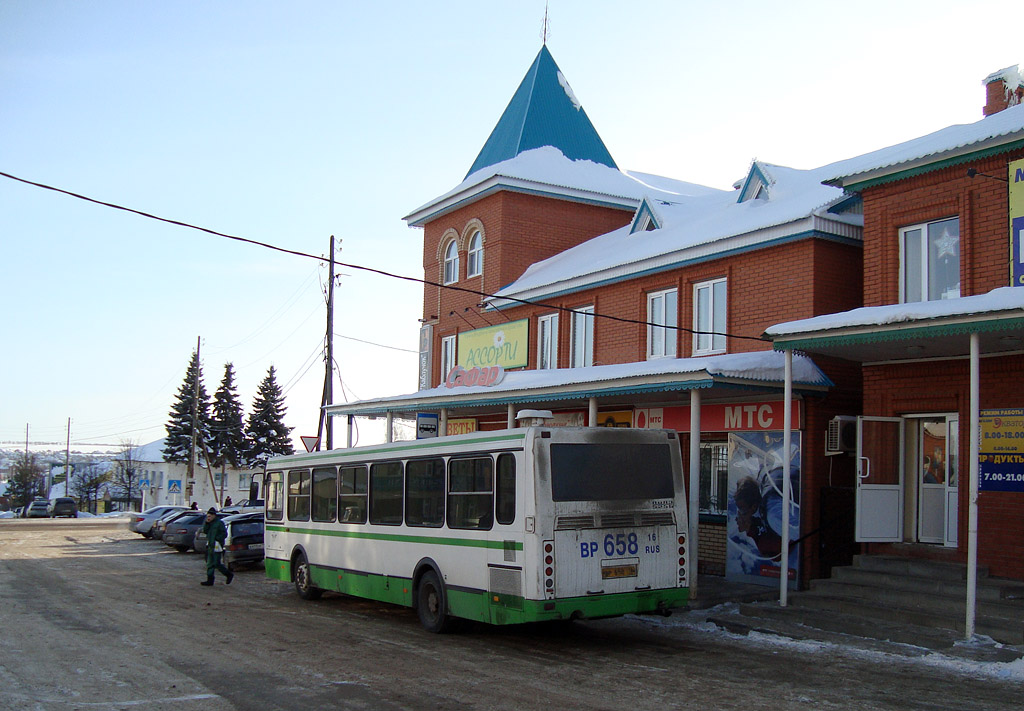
[
  {"x1": 266, "y1": 471, "x2": 284, "y2": 521},
  {"x1": 496, "y1": 453, "x2": 516, "y2": 525},
  {"x1": 369, "y1": 461, "x2": 403, "y2": 525},
  {"x1": 339, "y1": 465, "x2": 368, "y2": 523},
  {"x1": 312, "y1": 466, "x2": 338, "y2": 523},
  {"x1": 405, "y1": 457, "x2": 445, "y2": 527},
  {"x1": 287, "y1": 469, "x2": 311, "y2": 522},
  {"x1": 447, "y1": 457, "x2": 493, "y2": 530}
]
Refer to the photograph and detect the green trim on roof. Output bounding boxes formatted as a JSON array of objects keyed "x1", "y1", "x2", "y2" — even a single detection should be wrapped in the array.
[
  {"x1": 773, "y1": 315, "x2": 1024, "y2": 352},
  {"x1": 466, "y1": 45, "x2": 617, "y2": 178},
  {"x1": 839, "y1": 138, "x2": 1024, "y2": 193}
]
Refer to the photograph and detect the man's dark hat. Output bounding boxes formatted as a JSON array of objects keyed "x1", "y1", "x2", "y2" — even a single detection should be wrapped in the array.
[{"x1": 207, "y1": 507, "x2": 217, "y2": 515}]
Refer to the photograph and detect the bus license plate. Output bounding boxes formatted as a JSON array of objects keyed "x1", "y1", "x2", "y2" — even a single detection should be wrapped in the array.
[
  {"x1": 601, "y1": 564, "x2": 637, "y2": 579},
  {"x1": 249, "y1": 543, "x2": 264, "y2": 549}
]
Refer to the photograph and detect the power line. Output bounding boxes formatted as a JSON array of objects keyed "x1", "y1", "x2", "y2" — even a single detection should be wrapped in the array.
[{"x1": 0, "y1": 169, "x2": 768, "y2": 343}]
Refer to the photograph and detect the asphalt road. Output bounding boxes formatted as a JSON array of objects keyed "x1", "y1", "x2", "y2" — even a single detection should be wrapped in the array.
[{"x1": 0, "y1": 518, "x2": 1020, "y2": 711}]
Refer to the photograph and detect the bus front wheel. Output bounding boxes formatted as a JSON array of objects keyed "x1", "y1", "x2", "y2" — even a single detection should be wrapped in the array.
[
  {"x1": 417, "y1": 570, "x2": 455, "y2": 633},
  {"x1": 293, "y1": 553, "x2": 323, "y2": 601}
]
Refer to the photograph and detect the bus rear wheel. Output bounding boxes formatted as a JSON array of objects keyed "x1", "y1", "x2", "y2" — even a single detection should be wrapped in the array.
[
  {"x1": 293, "y1": 553, "x2": 323, "y2": 601},
  {"x1": 417, "y1": 570, "x2": 455, "y2": 633}
]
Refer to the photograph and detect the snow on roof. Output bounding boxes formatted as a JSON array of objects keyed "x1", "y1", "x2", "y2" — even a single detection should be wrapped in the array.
[
  {"x1": 984, "y1": 64, "x2": 1023, "y2": 88},
  {"x1": 823, "y1": 103, "x2": 1024, "y2": 186},
  {"x1": 127, "y1": 438, "x2": 168, "y2": 463},
  {"x1": 765, "y1": 287, "x2": 1024, "y2": 338},
  {"x1": 490, "y1": 159, "x2": 856, "y2": 302},
  {"x1": 404, "y1": 146, "x2": 716, "y2": 225},
  {"x1": 328, "y1": 350, "x2": 831, "y2": 414}
]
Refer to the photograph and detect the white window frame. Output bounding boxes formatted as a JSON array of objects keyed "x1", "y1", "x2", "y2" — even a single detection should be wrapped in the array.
[
  {"x1": 537, "y1": 313, "x2": 559, "y2": 369},
  {"x1": 899, "y1": 217, "x2": 960, "y2": 303},
  {"x1": 466, "y1": 230, "x2": 483, "y2": 278},
  {"x1": 646, "y1": 288, "x2": 677, "y2": 359},
  {"x1": 440, "y1": 335, "x2": 457, "y2": 382},
  {"x1": 692, "y1": 278, "x2": 727, "y2": 355},
  {"x1": 443, "y1": 240, "x2": 459, "y2": 285},
  {"x1": 570, "y1": 306, "x2": 594, "y2": 368}
]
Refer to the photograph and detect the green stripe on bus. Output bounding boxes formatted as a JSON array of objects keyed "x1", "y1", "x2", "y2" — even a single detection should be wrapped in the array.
[
  {"x1": 268, "y1": 432, "x2": 527, "y2": 466},
  {"x1": 265, "y1": 556, "x2": 689, "y2": 625},
  {"x1": 265, "y1": 524, "x2": 524, "y2": 551}
]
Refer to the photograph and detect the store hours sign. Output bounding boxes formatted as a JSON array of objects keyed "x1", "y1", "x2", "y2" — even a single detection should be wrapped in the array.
[{"x1": 979, "y1": 408, "x2": 1024, "y2": 492}]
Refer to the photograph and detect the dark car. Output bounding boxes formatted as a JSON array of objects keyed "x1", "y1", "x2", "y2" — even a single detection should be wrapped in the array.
[
  {"x1": 48, "y1": 497, "x2": 78, "y2": 518},
  {"x1": 163, "y1": 511, "x2": 227, "y2": 552},
  {"x1": 22, "y1": 500, "x2": 50, "y2": 518},
  {"x1": 151, "y1": 509, "x2": 197, "y2": 541},
  {"x1": 129, "y1": 505, "x2": 188, "y2": 537},
  {"x1": 195, "y1": 513, "x2": 264, "y2": 570}
]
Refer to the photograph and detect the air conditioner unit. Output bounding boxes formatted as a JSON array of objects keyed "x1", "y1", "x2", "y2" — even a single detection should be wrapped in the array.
[{"x1": 825, "y1": 416, "x2": 857, "y2": 455}]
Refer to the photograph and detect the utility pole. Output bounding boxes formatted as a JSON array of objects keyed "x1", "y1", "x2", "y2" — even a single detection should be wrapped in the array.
[
  {"x1": 318, "y1": 236, "x2": 336, "y2": 451},
  {"x1": 65, "y1": 418, "x2": 71, "y2": 497},
  {"x1": 188, "y1": 336, "x2": 200, "y2": 507}
]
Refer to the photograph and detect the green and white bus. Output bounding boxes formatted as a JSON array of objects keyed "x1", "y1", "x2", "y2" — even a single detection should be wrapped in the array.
[{"x1": 262, "y1": 426, "x2": 690, "y2": 632}]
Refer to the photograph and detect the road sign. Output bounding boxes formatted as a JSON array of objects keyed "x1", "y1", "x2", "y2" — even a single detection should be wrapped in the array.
[{"x1": 300, "y1": 435, "x2": 320, "y2": 453}]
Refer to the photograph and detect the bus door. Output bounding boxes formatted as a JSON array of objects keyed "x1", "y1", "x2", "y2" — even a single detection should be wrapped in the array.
[
  {"x1": 486, "y1": 452, "x2": 525, "y2": 616},
  {"x1": 855, "y1": 417, "x2": 905, "y2": 542}
]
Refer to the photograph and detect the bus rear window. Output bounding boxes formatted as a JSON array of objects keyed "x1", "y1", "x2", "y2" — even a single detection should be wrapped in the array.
[{"x1": 549, "y1": 443, "x2": 675, "y2": 501}]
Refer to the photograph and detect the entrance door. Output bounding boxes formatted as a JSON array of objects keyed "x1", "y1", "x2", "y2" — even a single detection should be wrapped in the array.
[
  {"x1": 916, "y1": 416, "x2": 960, "y2": 545},
  {"x1": 945, "y1": 417, "x2": 959, "y2": 547},
  {"x1": 855, "y1": 417, "x2": 905, "y2": 542}
]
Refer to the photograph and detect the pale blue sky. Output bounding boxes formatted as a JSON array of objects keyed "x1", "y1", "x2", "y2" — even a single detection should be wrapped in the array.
[{"x1": 1, "y1": 1, "x2": 1016, "y2": 451}]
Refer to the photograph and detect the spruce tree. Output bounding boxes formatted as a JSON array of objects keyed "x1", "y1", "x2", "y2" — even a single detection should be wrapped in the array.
[
  {"x1": 210, "y1": 362, "x2": 247, "y2": 470},
  {"x1": 245, "y1": 365, "x2": 294, "y2": 469},
  {"x1": 163, "y1": 349, "x2": 212, "y2": 464}
]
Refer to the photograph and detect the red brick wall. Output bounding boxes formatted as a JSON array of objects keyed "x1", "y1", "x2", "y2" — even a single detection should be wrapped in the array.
[
  {"x1": 863, "y1": 354, "x2": 1024, "y2": 580},
  {"x1": 860, "y1": 148, "x2": 1024, "y2": 307}
]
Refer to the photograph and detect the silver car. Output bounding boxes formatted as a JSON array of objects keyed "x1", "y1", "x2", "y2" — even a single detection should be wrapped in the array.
[{"x1": 129, "y1": 505, "x2": 188, "y2": 538}]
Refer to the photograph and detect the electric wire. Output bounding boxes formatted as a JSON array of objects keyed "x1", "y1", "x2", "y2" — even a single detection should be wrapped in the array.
[{"x1": 0, "y1": 170, "x2": 768, "y2": 344}]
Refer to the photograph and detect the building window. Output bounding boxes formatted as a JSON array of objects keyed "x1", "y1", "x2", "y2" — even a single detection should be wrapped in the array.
[
  {"x1": 570, "y1": 306, "x2": 594, "y2": 368},
  {"x1": 466, "y1": 230, "x2": 483, "y2": 278},
  {"x1": 699, "y1": 442, "x2": 729, "y2": 515},
  {"x1": 900, "y1": 217, "x2": 960, "y2": 302},
  {"x1": 693, "y1": 278, "x2": 727, "y2": 355},
  {"x1": 443, "y1": 240, "x2": 459, "y2": 285},
  {"x1": 538, "y1": 313, "x2": 559, "y2": 369},
  {"x1": 647, "y1": 288, "x2": 677, "y2": 359},
  {"x1": 440, "y1": 335, "x2": 456, "y2": 382}
]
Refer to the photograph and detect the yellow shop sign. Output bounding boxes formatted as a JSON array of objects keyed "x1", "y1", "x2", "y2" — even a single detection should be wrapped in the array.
[{"x1": 457, "y1": 320, "x2": 529, "y2": 369}]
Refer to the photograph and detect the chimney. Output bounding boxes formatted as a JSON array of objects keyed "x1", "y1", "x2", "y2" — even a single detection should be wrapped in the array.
[{"x1": 983, "y1": 65, "x2": 1023, "y2": 116}]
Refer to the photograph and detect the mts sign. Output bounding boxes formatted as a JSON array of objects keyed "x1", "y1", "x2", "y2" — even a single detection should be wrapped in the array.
[{"x1": 634, "y1": 401, "x2": 800, "y2": 432}]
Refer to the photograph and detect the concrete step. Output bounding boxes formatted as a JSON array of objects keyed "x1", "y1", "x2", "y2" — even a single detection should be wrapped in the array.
[
  {"x1": 786, "y1": 589, "x2": 1024, "y2": 645},
  {"x1": 828, "y1": 565, "x2": 1022, "y2": 602},
  {"x1": 852, "y1": 554, "x2": 987, "y2": 581}
]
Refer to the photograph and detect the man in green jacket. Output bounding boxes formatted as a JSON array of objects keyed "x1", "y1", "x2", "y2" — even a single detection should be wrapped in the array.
[{"x1": 200, "y1": 508, "x2": 233, "y2": 586}]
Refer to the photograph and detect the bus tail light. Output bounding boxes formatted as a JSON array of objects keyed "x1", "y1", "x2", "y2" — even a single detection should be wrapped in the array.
[
  {"x1": 543, "y1": 540, "x2": 555, "y2": 598},
  {"x1": 677, "y1": 532, "x2": 687, "y2": 584}
]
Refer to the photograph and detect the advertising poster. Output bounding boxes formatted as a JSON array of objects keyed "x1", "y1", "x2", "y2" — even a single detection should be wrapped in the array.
[
  {"x1": 726, "y1": 431, "x2": 801, "y2": 588},
  {"x1": 1011, "y1": 158, "x2": 1024, "y2": 286},
  {"x1": 979, "y1": 408, "x2": 1024, "y2": 492},
  {"x1": 457, "y1": 320, "x2": 529, "y2": 369}
]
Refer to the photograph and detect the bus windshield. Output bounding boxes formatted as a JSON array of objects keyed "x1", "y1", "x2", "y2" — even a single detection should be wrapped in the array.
[{"x1": 549, "y1": 442, "x2": 675, "y2": 501}]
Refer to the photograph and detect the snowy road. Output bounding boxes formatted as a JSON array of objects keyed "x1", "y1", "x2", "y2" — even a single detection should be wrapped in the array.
[{"x1": 0, "y1": 519, "x2": 1021, "y2": 710}]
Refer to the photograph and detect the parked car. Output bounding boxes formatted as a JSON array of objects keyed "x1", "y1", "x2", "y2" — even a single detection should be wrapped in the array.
[
  {"x1": 48, "y1": 497, "x2": 78, "y2": 518},
  {"x1": 22, "y1": 500, "x2": 50, "y2": 518},
  {"x1": 223, "y1": 513, "x2": 265, "y2": 570},
  {"x1": 163, "y1": 511, "x2": 228, "y2": 553},
  {"x1": 151, "y1": 509, "x2": 197, "y2": 541},
  {"x1": 220, "y1": 499, "x2": 264, "y2": 515},
  {"x1": 129, "y1": 505, "x2": 188, "y2": 538}
]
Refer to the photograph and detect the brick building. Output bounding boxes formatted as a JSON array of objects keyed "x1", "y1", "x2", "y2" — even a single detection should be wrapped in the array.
[
  {"x1": 328, "y1": 45, "x2": 872, "y2": 588},
  {"x1": 768, "y1": 64, "x2": 1024, "y2": 611}
]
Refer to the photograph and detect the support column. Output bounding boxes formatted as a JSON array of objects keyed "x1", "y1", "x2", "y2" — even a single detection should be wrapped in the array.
[
  {"x1": 688, "y1": 389, "x2": 701, "y2": 601},
  {"x1": 385, "y1": 412, "x2": 393, "y2": 443},
  {"x1": 966, "y1": 332, "x2": 980, "y2": 638},
  {"x1": 440, "y1": 409, "x2": 448, "y2": 438},
  {"x1": 588, "y1": 397, "x2": 598, "y2": 427},
  {"x1": 507, "y1": 404, "x2": 515, "y2": 429},
  {"x1": 346, "y1": 415, "x2": 353, "y2": 448},
  {"x1": 780, "y1": 349, "x2": 793, "y2": 607}
]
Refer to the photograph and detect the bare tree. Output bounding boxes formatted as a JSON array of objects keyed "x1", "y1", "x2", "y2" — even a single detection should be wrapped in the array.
[
  {"x1": 69, "y1": 460, "x2": 110, "y2": 514},
  {"x1": 110, "y1": 439, "x2": 144, "y2": 512},
  {"x1": 8, "y1": 452, "x2": 45, "y2": 508}
]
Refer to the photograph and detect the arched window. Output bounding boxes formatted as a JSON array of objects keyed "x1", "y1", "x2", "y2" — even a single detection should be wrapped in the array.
[
  {"x1": 466, "y1": 230, "x2": 483, "y2": 278},
  {"x1": 443, "y1": 240, "x2": 459, "y2": 285}
]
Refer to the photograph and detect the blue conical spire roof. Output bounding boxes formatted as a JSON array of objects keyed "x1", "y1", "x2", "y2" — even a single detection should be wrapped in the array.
[{"x1": 465, "y1": 45, "x2": 617, "y2": 178}]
